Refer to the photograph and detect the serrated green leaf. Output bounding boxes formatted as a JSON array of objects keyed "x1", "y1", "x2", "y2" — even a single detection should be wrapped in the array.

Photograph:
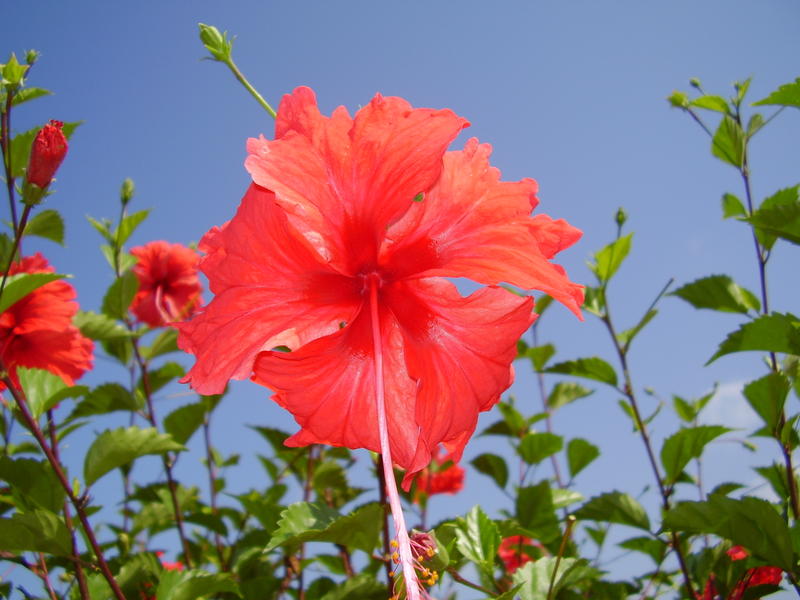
[
  {"x1": 142, "y1": 361, "x2": 185, "y2": 394},
  {"x1": 547, "y1": 382, "x2": 593, "y2": 410},
  {"x1": 672, "y1": 274, "x2": 760, "y2": 314},
  {"x1": 690, "y1": 95, "x2": 730, "y2": 114},
  {"x1": 0, "y1": 509, "x2": 71, "y2": 555},
  {"x1": 743, "y1": 373, "x2": 790, "y2": 433},
  {"x1": 471, "y1": 453, "x2": 508, "y2": 489},
  {"x1": 68, "y1": 383, "x2": 140, "y2": 420},
  {"x1": 708, "y1": 313, "x2": 800, "y2": 364},
  {"x1": 0, "y1": 272, "x2": 66, "y2": 314},
  {"x1": 545, "y1": 357, "x2": 618, "y2": 387},
  {"x1": 101, "y1": 270, "x2": 139, "y2": 319},
  {"x1": 489, "y1": 584, "x2": 523, "y2": 600},
  {"x1": 616, "y1": 308, "x2": 658, "y2": 349},
  {"x1": 73, "y1": 310, "x2": 131, "y2": 341},
  {"x1": 266, "y1": 501, "x2": 382, "y2": 553},
  {"x1": 711, "y1": 115, "x2": 745, "y2": 168},
  {"x1": 455, "y1": 505, "x2": 500, "y2": 577},
  {"x1": 17, "y1": 366, "x2": 86, "y2": 420},
  {"x1": 512, "y1": 557, "x2": 600, "y2": 600},
  {"x1": 317, "y1": 575, "x2": 386, "y2": 600},
  {"x1": 722, "y1": 193, "x2": 746, "y2": 219},
  {"x1": 673, "y1": 395, "x2": 696, "y2": 422},
  {"x1": 582, "y1": 286, "x2": 605, "y2": 317},
  {"x1": 0, "y1": 457, "x2": 65, "y2": 512},
  {"x1": 141, "y1": 328, "x2": 179, "y2": 360},
  {"x1": 115, "y1": 210, "x2": 150, "y2": 247},
  {"x1": 164, "y1": 402, "x2": 207, "y2": 445},
  {"x1": 618, "y1": 536, "x2": 666, "y2": 565},
  {"x1": 575, "y1": 491, "x2": 650, "y2": 531},
  {"x1": 84, "y1": 426, "x2": 185, "y2": 486},
  {"x1": 23, "y1": 209, "x2": 64, "y2": 245},
  {"x1": 551, "y1": 488, "x2": 583, "y2": 509},
  {"x1": 747, "y1": 112, "x2": 765, "y2": 138},
  {"x1": 589, "y1": 233, "x2": 633, "y2": 283},
  {"x1": 156, "y1": 569, "x2": 240, "y2": 600},
  {"x1": 87, "y1": 216, "x2": 114, "y2": 244},
  {"x1": 663, "y1": 496, "x2": 793, "y2": 571},
  {"x1": 516, "y1": 481, "x2": 560, "y2": 543},
  {"x1": 519, "y1": 432, "x2": 563, "y2": 465},
  {"x1": 709, "y1": 482, "x2": 745, "y2": 497},
  {"x1": 566, "y1": 438, "x2": 600, "y2": 478},
  {"x1": 660, "y1": 425, "x2": 730, "y2": 485},
  {"x1": 519, "y1": 343, "x2": 556, "y2": 371},
  {"x1": 10, "y1": 87, "x2": 52, "y2": 106},
  {"x1": 753, "y1": 77, "x2": 800, "y2": 108},
  {"x1": 498, "y1": 401, "x2": 527, "y2": 437},
  {"x1": 744, "y1": 186, "x2": 800, "y2": 247}
]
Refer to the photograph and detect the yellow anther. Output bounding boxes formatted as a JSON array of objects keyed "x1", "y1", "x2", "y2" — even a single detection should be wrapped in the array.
[
  {"x1": 390, "y1": 540, "x2": 399, "y2": 548},
  {"x1": 391, "y1": 551, "x2": 399, "y2": 562}
]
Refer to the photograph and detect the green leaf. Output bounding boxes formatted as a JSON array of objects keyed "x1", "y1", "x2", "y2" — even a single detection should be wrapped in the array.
[
  {"x1": 156, "y1": 569, "x2": 240, "y2": 600},
  {"x1": 722, "y1": 193, "x2": 746, "y2": 219},
  {"x1": 23, "y1": 209, "x2": 64, "y2": 245},
  {"x1": 753, "y1": 77, "x2": 800, "y2": 108},
  {"x1": 551, "y1": 488, "x2": 584, "y2": 509},
  {"x1": 518, "y1": 343, "x2": 556, "y2": 371},
  {"x1": 490, "y1": 585, "x2": 523, "y2": 600},
  {"x1": 566, "y1": 438, "x2": 600, "y2": 478},
  {"x1": 471, "y1": 453, "x2": 508, "y2": 489},
  {"x1": 660, "y1": 425, "x2": 730, "y2": 485},
  {"x1": 516, "y1": 481, "x2": 561, "y2": 543},
  {"x1": 663, "y1": 496, "x2": 794, "y2": 571},
  {"x1": 17, "y1": 367, "x2": 86, "y2": 420},
  {"x1": 582, "y1": 286, "x2": 605, "y2": 317},
  {"x1": 744, "y1": 186, "x2": 800, "y2": 247},
  {"x1": 101, "y1": 270, "x2": 139, "y2": 319},
  {"x1": 142, "y1": 361, "x2": 185, "y2": 394},
  {"x1": 711, "y1": 115, "x2": 745, "y2": 168},
  {"x1": 618, "y1": 536, "x2": 666, "y2": 565},
  {"x1": 87, "y1": 215, "x2": 114, "y2": 244},
  {"x1": 547, "y1": 382, "x2": 593, "y2": 410},
  {"x1": 266, "y1": 502, "x2": 382, "y2": 554},
  {"x1": 10, "y1": 86, "x2": 52, "y2": 106},
  {"x1": 455, "y1": 505, "x2": 500, "y2": 577},
  {"x1": 0, "y1": 509, "x2": 71, "y2": 555},
  {"x1": 747, "y1": 112, "x2": 765, "y2": 138},
  {"x1": 115, "y1": 210, "x2": 150, "y2": 247},
  {"x1": 743, "y1": 373, "x2": 790, "y2": 433},
  {"x1": 68, "y1": 383, "x2": 140, "y2": 419},
  {"x1": 73, "y1": 310, "x2": 131, "y2": 341},
  {"x1": 497, "y1": 401, "x2": 527, "y2": 437},
  {"x1": 512, "y1": 557, "x2": 600, "y2": 600},
  {"x1": 589, "y1": 233, "x2": 633, "y2": 283},
  {"x1": 708, "y1": 313, "x2": 800, "y2": 364},
  {"x1": 671, "y1": 275, "x2": 760, "y2": 314},
  {"x1": 164, "y1": 402, "x2": 207, "y2": 446},
  {"x1": 0, "y1": 272, "x2": 66, "y2": 314},
  {"x1": 545, "y1": 357, "x2": 618, "y2": 387},
  {"x1": 141, "y1": 328, "x2": 179, "y2": 360},
  {"x1": 0, "y1": 457, "x2": 65, "y2": 512},
  {"x1": 690, "y1": 95, "x2": 730, "y2": 114},
  {"x1": 575, "y1": 491, "x2": 650, "y2": 531},
  {"x1": 616, "y1": 308, "x2": 658, "y2": 349},
  {"x1": 317, "y1": 575, "x2": 386, "y2": 600},
  {"x1": 84, "y1": 426, "x2": 185, "y2": 486},
  {"x1": 519, "y1": 432, "x2": 563, "y2": 465}
]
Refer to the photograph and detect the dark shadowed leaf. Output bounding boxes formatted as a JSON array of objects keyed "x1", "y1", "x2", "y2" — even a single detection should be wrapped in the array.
[
  {"x1": 0, "y1": 457, "x2": 65, "y2": 512},
  {"x1": 519, "y1": 432, "x2": 563, "y2": 465},
  {"x1": 318, "y1": 575, "x2": 386, "y2": 600},
  {"x1": 516, "y1": 481, "x2": 561, "y2": 543},
  {"x1": 708, "y1": 313, "x2": 800, "y2": 363},
  {"x1": 546, "y1": 357, "x2": 618, "y2": 387},
  {"x1": 671, "y1": 275, "x2": 760, "y2": 314},
  {"x1": 84, "y1": 426, "x2": 185, "y2": 486},
  {"x1": 164, "y1": 402, "x2": 207, "y2": 445},
  {"x1": 141, "y1": 361, "x2": 185, "y2": 394},
  {"x1": 619, "y1": 536, "x2": 666, "y2": 565},
  {"x1": 68, "y1": 383, "x2": 140, "y2": 420},
  {"x1": 743, "y1": 373, "x2": 790, "y2": 433},
  {"x1": 575, "y1": 491, "x2": 650, "y2": 531},
  {"x1": 471, "y1": 453, "x2": 508, "y2": 489},
  {"x1": 0, "y1": 509, "x2": 71, "y2": 555},
  {"x1": 663, "y1": 496, "x2": 793, "y2": 571},
  {"x1": 24, "y1": 209, "x2": 64, "y2": 245},
  {"x1": 548, "y1": 382, "x2": 593, "y2": 410},
  {"x1": 744, "y1": 186, "x2": 800, "y2": 247},
  {"x1": 101, "y1": 270, "x2": 139, "y2": 319}
]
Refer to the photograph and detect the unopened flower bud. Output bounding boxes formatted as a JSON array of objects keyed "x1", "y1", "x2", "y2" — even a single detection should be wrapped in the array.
[
  {"x1": 121, "y1": 178, "x2": 135, "y2": 206},
  {"x1": 667, "y1": 91, "x2": 689, "y2": 109},
  {"x1": 27, "y1": 120, "x2": 67, "y2": 188},
  {"x1": 689, "y1": 77, "x2": 701, "y2": 89},
  {"x1": 615, "y1": 207, "x2": 628, "y2": 228},
  {"x1": 198, "y1": 23, "x2": 233, "y2": 62},
  {"x1": 25, "y1": 49, "x2": 40, "y2": 65}
]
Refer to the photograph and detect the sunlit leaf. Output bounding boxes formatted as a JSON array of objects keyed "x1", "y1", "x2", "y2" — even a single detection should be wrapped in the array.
[
  {"x1": 548, "y1": 382, "x2": 593, "y2": 410},
  {"x1": 660, "y1": 425, "x2": 730, "y2": 485},
  {"x1": 708, "y1": 313, "x2": 800, "y2": 363},
  {"x1": 519, "y1": 432, "x2": 563, "y2": 465},
  {"x1": 23, "y1": 209, "x2": 64, "y2": 245},
  {"x1": 455, "y1": 505, "x2": 500, "y2": 578},
  {"x1": 101, "y1": 270, "x2": 139, "y2": 319},
  {"x1": 512, "y1": 557, "x2": 600, "y2": 600},
  {"x1": 0, "y1": 272, "x2": 66, "y2": 314},
  {"x1": 690, "y1": 95, "x2": 729, "y2": 114},
  {"x1": 545, "y1": 357, "x2": 618, "y2": 387},
  {"x1": 68, "y1": 383, "x2": 141, "y2": 419},
  {"x1": 711, "y1": 115, "x2": 745, "y2": 168},
  {"x1": 566, "y1": 438, "x2": 600, "y2": 478},
  {"x1": 589, "y1": 233, "x2": 633, "y2": 283},
  {"x1": 744, "y1": 186, "x2": 800, "y2": 247},
  {"x1": 753, "y1": 77, "x2": 800, "y2": 108},
  {"x1": 721, "y1": 193, "x2": 746, "y2": 219},
  {"x1": 73, "y1": 310, "x2": 131, "y2": 340},
  {"x1": 0, "y1": 457, "x2": 65, "y2": 512},
  {"x1": 17, "y1": 366, "x2": 86, "y2": 420},
  {"x1": 471, "y1": 453, "x2": 508, "y2": 489}
]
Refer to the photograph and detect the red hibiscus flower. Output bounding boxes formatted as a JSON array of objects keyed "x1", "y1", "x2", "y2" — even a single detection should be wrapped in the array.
[
  {"x1": 499, "y1": 535, "x2": 539, "y2": 573},
  {"x1": 414, "y1": 446, "x2": 464, "y2": 501},
  {"x1": 699, "y1": 546, "x2": 782, "y2": 599},
  {"x1": 130, "y1": 241, "x2": 202, "y2": 327},
  {"x1": 177, "y1": 87, "x2": 582, "y2": 599},
  {"x1": 0, "y1": 254, "x2": 93, "y2": 390},
  {"x1": 27, "y1": 120, "x2": 68, "y2": 188}
]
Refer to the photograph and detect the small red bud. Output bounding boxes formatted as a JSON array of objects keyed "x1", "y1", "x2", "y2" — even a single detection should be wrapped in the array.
[{"x1": 27, "y1": 120, "x2": 68, "y2": 188}]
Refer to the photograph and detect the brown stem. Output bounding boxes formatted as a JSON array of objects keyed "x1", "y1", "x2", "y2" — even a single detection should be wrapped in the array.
[
  {"x1": 131, "y1": 336, "x2": 194, "y2": 567},
  {"x1": 1, "y1": 90, "x2": 18, "y2": 231},
  {"x1": 3, "y1": 373, "x2": 126, "y2": 600},
  {"x1": 446, "y1": 567, "x2": 495, "y2": 595},
  {"x1": 47, "y1": 410, "x2": 89, "y2": 599},
  {"x1": 37, "y1": 553, "x2": 58, "y2": 600}
]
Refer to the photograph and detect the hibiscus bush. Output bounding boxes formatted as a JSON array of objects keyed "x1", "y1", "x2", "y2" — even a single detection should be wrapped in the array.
[{"x1": 1, "y1": 26, "x2": 799, "y2": 600}]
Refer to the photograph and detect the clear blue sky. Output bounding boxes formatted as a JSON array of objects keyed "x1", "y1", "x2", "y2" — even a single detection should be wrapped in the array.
[{"x1": 3, "y1": 0, "x2": 799, "y2": 592}]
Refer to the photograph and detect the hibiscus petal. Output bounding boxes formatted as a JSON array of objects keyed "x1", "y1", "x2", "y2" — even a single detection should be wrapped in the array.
[
  {"x1": 384, "y1": 278, "x2": 535, "y2": 485},
  {"x1": 177, "y1": 184, "x2": 359, "y2": 395},
  {"x1": 383, "y1": 138, "x2": 584, "y2": 317},
  {"x1": 245, "y1": 87, "x2": 469, "y2": 272},
  {"x1": 252, "y1": 307, "x2": 424, "y2": 474}
]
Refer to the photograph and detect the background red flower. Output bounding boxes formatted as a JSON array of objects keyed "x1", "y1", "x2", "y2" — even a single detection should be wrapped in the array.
[
  {"x1": 130, "y1": 241, "x2": 202, "y2": 327},
  {"x1": 413, "y1": 446, "x2": 464, "y2": 501},
  {"x1": 0, "y1": 253, "x2": 93, "y2": 389},
  {"x1": 498, "y1": 535, "x2": 538, "y2": 573}
]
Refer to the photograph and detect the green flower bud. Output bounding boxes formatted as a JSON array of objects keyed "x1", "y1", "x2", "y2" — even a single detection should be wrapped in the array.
[
  {"x1": 667, "y1": 91, "x2": 689, "y2": 109},
  {"x1": 689, "y1": 77, "x2": 701, "y2": 89},
  {"x1": 25, "y1": 49, "x2": 40, "y2": 65},
  {"x1": 120, "y1": 177, "x2": 135, "y2": 206},
  {"x1": 615, "y1": 207, "x2": 628, "y2": 228},
  {"x1": 198, "y1": 23, "x2": 233, "y2": 62}
]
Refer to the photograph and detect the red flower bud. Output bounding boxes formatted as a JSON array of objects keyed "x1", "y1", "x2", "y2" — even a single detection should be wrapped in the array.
[{"x1": 27, "y1": 120, "x2": 67, "y2": 188}]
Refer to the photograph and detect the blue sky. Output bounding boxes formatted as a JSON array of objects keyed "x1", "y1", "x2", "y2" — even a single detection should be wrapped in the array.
[{"x1": 3, "y1": 0, "x2": 799, "y2": 593}]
